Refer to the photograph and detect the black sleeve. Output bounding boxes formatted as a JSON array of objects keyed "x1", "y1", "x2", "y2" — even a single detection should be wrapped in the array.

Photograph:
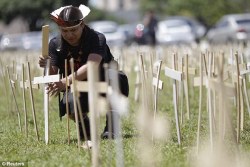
[
  {"x1": 89, "y1": 32, "x2": 106, "y2": 56},
  {"x1": 49, "y1": 37, "x2": 59, "y2": 67},
  {"x1": 89, "y1": 31, "x2": 114, "y2": 63}
]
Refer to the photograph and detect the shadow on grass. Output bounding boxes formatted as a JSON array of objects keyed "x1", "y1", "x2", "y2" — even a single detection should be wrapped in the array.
[{"x1": 123, "y1": 133, "x2": 139, "y2": 139}]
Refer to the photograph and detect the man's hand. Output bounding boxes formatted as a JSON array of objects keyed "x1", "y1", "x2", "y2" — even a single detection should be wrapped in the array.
[
  {"x1": 46, "y1": 80, "x2": 66, "y2": 96},
  {"x1": 39, "y1": 55, "x2": 51, "y2": 68}
]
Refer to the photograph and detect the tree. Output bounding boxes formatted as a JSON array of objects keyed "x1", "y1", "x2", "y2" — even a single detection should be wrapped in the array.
[
  {"x1": 0, "y1": 0, "x2": 88, "y2": 31},
  {"x1": 139, "y1": 0, "x2": 249, "y2": 27}
]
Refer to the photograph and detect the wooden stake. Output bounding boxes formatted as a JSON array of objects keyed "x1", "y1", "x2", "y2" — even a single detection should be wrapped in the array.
[
  {"x1": 42, "y1": 25, "x2": 50, "y2": 144},
  {"x1": 27, "y1": 62, "x2": 39, "y2": 141},
  {"x1": 184, "y1": 54, "x2": 190, "y2": 120},
  {"x1": 164, "y1": 53, "x2": 182, "y2": 145},
  {"x1": 196, "y1": 53, "x2": 204, "y2": 154},
  {"x1": 234, "y1": 52, "x2": 241, "y2": 143},
  {"x1": 6, "y1": 66, "x2": 22, "y2": 132},
  {"x1": 64, "y1": 59, "x2": 70, "y2": 145},
  {"x1": 152, "y1": 60, "x2": 163, "y2": 141},
  {"x1": 207, "y1": 52, "x2": 214, "y2": 150},
  {"x1": 69, "y1": 59, "x2": 81, "y2": 151},
  {"x1": 21, "y1": 64, "x2": 28, "y2": 137}
]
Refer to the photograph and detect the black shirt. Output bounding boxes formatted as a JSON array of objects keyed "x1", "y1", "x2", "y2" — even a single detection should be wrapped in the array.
[{"x1": 49, "y1": 25, "x2": 114, "y2": 80}]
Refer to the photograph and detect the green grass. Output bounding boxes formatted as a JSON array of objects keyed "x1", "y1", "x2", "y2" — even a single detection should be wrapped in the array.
[{"x1": 1, "y1": 50, "x2": 250, "y2": 167}]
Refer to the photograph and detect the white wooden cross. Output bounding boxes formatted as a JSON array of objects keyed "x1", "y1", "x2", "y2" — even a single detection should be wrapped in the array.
[
  {"x1": 164, "y1": 53, "x2": 182, "y2": 145},
  {"x1": 206, "y1": 53, "x2": 236, "y2": 149},
  {"x1": 227, "y1": 52, "x2": 249, "y2": 139},
  {"x1": 178, "y1": 54, "x2": 196, "y2": 122},
  {"x1": 33, "y1": 25, "x2": 60, "y2": 144},
  {"x1": 152, "y1": 60, "x2": 163, "y2": 142},
  {"x1": 106, "y1": 61, "x2": 128, "y2": 167},
  {"x1": 70, "y1": 61, "x2": 108, "y2": 165}
]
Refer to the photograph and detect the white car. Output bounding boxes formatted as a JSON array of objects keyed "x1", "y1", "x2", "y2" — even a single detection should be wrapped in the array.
[
  {"x1": 206, "y1": 13, "x2": 250, "y2": 44},
  {"x1": 88, "y1": 20, "x2": 126, "y2": 47},
  {"x1": 156, "y1": 19, "x2": 195, "y2": 45},
  {"x1": 0, "y1": 31, "x2": 49, "y2": 51},
  {"x1": 156, "y1": 16, "x2": 206, "y2": 45}
]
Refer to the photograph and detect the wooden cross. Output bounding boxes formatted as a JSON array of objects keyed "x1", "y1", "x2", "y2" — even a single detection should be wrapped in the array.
[
  {"x1": 206, "y1": 53, "x2": 237, "y2": 147},
  {"x1": 106, "y1": 61, "x2": 128, "y2": 167},
  {"x1": 33, "y1": 25, "x2": 60, "y2": 144},
  {"x1": 70, "y1": 61, "x2": 108, "y2": 165},
  {"x1": 152, "y1": 60, "x2": 163, "y2": 141},
  {"x1": 178, "y1": 54, "x2": 195, "y2": 122},
  {"x1": 227, "y1": 52, "x2": 250, "y2": 136},
  {"x1": 164, "y1": 53, "x2": 182, "y2": 145}
]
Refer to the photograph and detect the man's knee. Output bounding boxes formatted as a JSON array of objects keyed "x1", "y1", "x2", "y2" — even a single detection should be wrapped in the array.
[{"x1": 68, "y1": 114, "x2": 75, "y2": 120}]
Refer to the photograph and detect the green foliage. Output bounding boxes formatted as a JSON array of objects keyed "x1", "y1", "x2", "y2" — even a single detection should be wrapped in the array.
[
  {"x1": 0, "y1": 0, "x2": 88, "y2": 31},
  {"x1": 140, "y1": 0, "x2": 250, "y2": 27}
]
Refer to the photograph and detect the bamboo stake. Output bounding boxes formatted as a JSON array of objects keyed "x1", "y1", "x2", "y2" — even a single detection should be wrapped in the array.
[
  {"x1": 69, "y1": 59, "x2": 81, "y2": 151},
  {"x1": 184, "y1": 54, "x2": 190, "y2": 120},
  {"x1": 172, "y1": 53, "x2": 181, "y2": 145},
  {"x1": 179, "y1": 57, "x2": 184, "y2": 125},
  {"x1": 21, "y1": 64, "x2": 28, "y2": 137},
  {"x1": 6, "y1": 66, "x2": 22, "y2": 132},
  {"x1": 27, "y1": 62, "x2": 39, "y2": 141},
  {"x1": 196, "y1": 53, "x2": 204, "y2": 154},
  {"x1": 234, "y1": 52, "x2": 241, "y2": 143},
  {"x1": 64, "y1": 59, "x2": 70, "y2": 145},
  {"x1": 207, "y1": 52, "x2": 214, "y2": 151}
]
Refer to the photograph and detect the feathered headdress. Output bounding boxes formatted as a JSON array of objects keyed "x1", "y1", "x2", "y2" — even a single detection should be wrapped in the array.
[{"x1": 50, "y1": 4, "x2": 91, "y2": 27}]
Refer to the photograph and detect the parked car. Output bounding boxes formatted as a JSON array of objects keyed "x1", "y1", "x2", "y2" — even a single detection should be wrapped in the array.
[
  {"x1": 156, "y1": 17, "x2": 204, "y2": 45},
  {"x1": 134, "y1": 16, "x2": 206, "y2": 46},
  {"x1": 88, "y1": 20, "x2": 126, "y2": 47},
  {"x1": 206, "y1": 13, "x2": 250, "y2": 44},
  {"x1": 159, "y1": 16, "x2": 206, "y2": 43},
  {"x1": 0, "y1": 31, "x2": 44, "y2": 51}
]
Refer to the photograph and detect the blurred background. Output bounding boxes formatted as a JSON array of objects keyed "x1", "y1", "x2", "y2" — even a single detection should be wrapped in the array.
[{"x1": 0, "y1": 0, "x2": 250, "y2": 50}]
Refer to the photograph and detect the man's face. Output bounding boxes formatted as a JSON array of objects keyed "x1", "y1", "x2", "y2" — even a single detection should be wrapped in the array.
[{"x1": 60, "y1": 22, "x2": 84, "y2": 46}]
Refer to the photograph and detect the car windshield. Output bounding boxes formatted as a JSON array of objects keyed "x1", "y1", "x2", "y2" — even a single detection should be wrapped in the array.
[
  {"x1": 89, "y1": 21, "x2": 118, "y2": 33},
  {"x1": 165, "y1": 20, "x2": 189, "y2": 28},
  {"x1": 236, "y1": 19, "x2": 250, "y2": 25}
]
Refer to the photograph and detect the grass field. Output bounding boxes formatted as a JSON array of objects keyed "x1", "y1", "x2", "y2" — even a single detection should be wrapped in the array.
[{"x1": 1, "y1": 47, "x2": 250, "y2": 167}]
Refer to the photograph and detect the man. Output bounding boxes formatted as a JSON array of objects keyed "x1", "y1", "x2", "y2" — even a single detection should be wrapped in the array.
[
  {"x1": 143, "y1": 10, "x2": 158, "y2": 46},
  {"x1": 39, "y1": 4, "x2": 128, "y2": 146}
]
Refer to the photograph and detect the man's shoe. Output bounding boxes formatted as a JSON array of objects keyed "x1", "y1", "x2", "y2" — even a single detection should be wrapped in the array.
[
  {"x1": 101, "y1": 131, "x2": 115, "y2": 139},
  {"x1": 81, "y1": 140, "x2": 92, "y2": 149}
]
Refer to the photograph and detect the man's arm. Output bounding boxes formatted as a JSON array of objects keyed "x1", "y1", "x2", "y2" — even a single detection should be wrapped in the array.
[
  {"x1": 47, "y1": 53, "x2": 102, "y2": 96},
  {"x1": 62, "y1": 53, "x2": 102, "y2": 84}
]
